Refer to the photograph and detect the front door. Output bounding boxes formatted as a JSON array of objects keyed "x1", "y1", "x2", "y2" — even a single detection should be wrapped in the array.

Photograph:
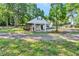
[{"x1": 41, "y1": 25, "x2": 43, "y2": 30}]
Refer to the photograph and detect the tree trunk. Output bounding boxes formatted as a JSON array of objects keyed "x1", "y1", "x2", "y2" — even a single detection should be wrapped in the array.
[
  {"x1": 6, "y1": 21, "x2": 8, "y2": 27},
  {"x1": 55, "y1": 20, "x2": 58, "y2": 32},
  {"x1": 14, "y1": 15, "x2": 18, "y2": 27},
  {"x1": 6, "y1": 17, "x2": 8, "y2": 27}
]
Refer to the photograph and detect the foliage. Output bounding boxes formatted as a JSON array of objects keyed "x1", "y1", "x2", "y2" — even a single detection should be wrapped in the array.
[
  {"x1": 49, "y1": 3, "x2": 67, "y2": 32},
  {"x1": 0, "y1": 3, "x2": 44, "y2": 26},
  {"x1": 49, "y1": 3, "x2": 79, "y2": 32}
]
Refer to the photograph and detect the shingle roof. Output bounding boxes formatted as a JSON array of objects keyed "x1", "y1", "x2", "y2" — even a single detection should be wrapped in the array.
[{"x1": 27, "y1": 16, "x2": 49, "y2": 24}]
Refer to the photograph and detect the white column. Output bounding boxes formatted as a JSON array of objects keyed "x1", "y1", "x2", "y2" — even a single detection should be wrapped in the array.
[
  {"x1": 34, "y1": 24, "x2": 36, "y2": 31},
  {"x1": 44, "y1": 24, "x2": 46, "y2": 32}
]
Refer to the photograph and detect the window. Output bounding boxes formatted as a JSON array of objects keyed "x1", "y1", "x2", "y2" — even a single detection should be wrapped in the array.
[{"x1": 37, "y1": 17, "x2": 42, "y2": 20}]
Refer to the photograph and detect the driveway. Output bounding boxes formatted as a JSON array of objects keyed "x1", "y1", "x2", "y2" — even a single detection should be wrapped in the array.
[{"x1": 0, "y1": 33, "x2": 60, "y2": 40}]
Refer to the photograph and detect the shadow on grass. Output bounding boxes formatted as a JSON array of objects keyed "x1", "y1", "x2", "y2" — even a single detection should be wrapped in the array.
[{"x1": 0, "y1": 38, "x2": 79, "y2": 56}]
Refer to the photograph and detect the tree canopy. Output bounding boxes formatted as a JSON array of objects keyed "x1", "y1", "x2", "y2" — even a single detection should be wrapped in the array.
[
  {"x1": 49, "y1": 3, "x2": 79, "y2": 32},
  {"x1": 0, "y1": 3, "x2": 79, "y2": 31},
  {"x1": 0, "y1": 3, "x2": 44, "y2": 26}
]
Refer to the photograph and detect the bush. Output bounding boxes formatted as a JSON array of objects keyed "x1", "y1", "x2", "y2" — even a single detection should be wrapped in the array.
[{"x1": 75, "y1": 25, "x2": 79, "y2": 28}]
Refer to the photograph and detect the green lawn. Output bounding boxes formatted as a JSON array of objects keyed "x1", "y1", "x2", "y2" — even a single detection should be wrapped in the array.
[
  {"x1": 0, "y1": 27, "x2": 49, "y2": 35},
  {"x1": 0, "y1": 27, "x2": 79, "y2": 56},
  {"x1": 70, "y1": 32, "x2": 79, "y2": 34},
  {"x1": 0, "y1": 38, "x2": 79, "y2": 56},
  {"x1": 0, "y1": 27, "x2": 21, "y2": 33}
]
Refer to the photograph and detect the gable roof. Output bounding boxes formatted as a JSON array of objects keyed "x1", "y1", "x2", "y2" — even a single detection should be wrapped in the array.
[{"x1": 27, "y1": 16, "x2": 49, "y2": 24}]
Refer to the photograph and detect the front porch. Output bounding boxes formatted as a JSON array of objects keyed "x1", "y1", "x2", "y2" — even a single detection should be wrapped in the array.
[{"x1": 26, "y1": 23, "x2": 48, "y2": 32}]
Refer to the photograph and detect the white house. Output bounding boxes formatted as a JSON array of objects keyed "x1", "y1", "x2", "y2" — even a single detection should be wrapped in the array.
[{"x1": 27, "y1": 16, "x2": 50, "y2": 32}]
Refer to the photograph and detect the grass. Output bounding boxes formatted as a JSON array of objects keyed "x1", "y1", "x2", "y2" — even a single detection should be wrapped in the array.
[
  {"x1": 0, "y1": 27, "x2": 79, "y2": 56},
  {"x1": 0, "y1": 38, "x2": 79, "y2": 56},
  {"x1": 70, "y1": 32, "x2": 79, "y2": 34},
  {"x1": 0, "y1": 27, "x2": 49, "y2": 35},
  {"x1": 0, "y1": 27, "x2": 23, "y2": 33}
]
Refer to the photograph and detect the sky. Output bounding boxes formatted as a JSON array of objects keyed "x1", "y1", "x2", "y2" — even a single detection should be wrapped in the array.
[{"x1": 37, "y1": 3, "x2": 50, "y2": 16}]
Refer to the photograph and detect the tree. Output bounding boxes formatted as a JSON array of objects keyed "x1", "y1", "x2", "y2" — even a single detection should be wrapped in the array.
[
  {"x1": 0, "y1": 3, "x2": 45, "y2": 27},
  {"x1": 49, "y1": 3, "x2": 67, "y2": 32}
]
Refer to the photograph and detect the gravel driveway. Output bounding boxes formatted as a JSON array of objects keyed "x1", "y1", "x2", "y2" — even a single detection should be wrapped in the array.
[{"x1": 0, "y1": 33, "x2": 60, "y2": 40}]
